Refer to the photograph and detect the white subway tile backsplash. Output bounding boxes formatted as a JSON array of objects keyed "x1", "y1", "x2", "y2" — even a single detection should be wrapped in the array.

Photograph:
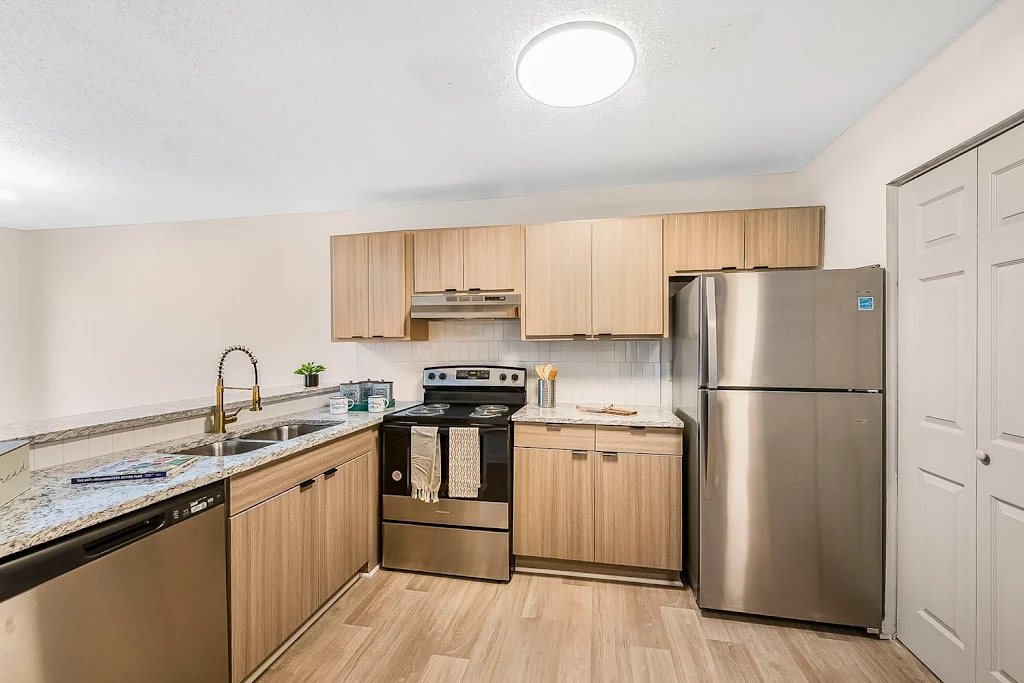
[
  {"x1": 134, "y1": 426, "x2": 155, "y2": 448},
  {"x1": 32, "y1": 442, "x2": 64, "y2": 469},
  {"x1": 89, "y1": 433, "x2": 113, "y2": 457},
  {"x1": 111, "y1": 429, "x2": 135, "y2": 453},
  {"x1": 63, "y1": 437, "x2": 91, "y2": 463}
]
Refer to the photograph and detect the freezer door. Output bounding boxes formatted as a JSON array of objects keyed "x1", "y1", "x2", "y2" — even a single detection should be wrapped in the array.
[
  {"x1": 699, "y1": 389, "x2": 884, "y2": 628},
  {"x1": 707, "y1": 267, "x2": 884, "y2": 390}
]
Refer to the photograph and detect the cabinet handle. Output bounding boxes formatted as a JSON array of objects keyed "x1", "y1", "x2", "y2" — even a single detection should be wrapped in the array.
[
  {"x1": 628, "y1": 426, "x2": 646, "y2": 431},
  {"x1": 596, "y1": 333, "x2": 613, "y2": 337},
  {"x1": 371, "y1": 335, "x2": 385, "y2": 338},
  {"x1": 721, "y1": 266, "x2": 737, "y2": 271},
  {"x1": 571, "y1": 450, "x2": 588, "y2": 456},
  {"x1": 752, "y1": 265, "x2": 769, "y2": 270},
  {"x1": 545, "y1": 423, "x2": 562, "y2": 430},
  {"x1": 600, "y1": 452, "x2": 618, "y2": 458},
  {"x1": 323, "y1": 467, "x2": 338, "y2": 477},
  {"x1": 352, "y1": 335, "x2": 364, "y2": 339},
  {"x1": 299, "y1": 479, "x2": 316, "y2": 489},
  {"x1": 468, "y1": 288, "x2": 481, "y2": 292},
  {"x1": 444, "y1": 288, "x2": 457, "y2": 292}
]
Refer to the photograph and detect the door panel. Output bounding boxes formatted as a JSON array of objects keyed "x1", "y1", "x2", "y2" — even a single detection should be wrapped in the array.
[
  {"x1": 524, "y1": 222, "x2": 592, "y2": 337},
  {"x1": 414, "y1": 229, "x2": 464, "y2": 293},
  {"x1": 709, "y1": 267, "x2": 884, "y2": 390},
  {"x1": 591, "y1": 217, "x2": 664, "y2": 336},
  {"x1": 367, "y1": 231, "x2": 408, "y2": 338},
  {"x1": 664, "y1": 211, "x2": 745, "y2": 272},
  {"x1": 743, "y1": 207, "x2": 823, "y2": 268},
  {"x1": 977, "y1": 124, "x2": 1024, "y2": 683},
  {"x1": 463, "y1": 225, "x2": 519, "y2": 291},
  {"x1": 700, "y1": 390, "x2": 883, "y2": 627},
  {"x1": 330, "y1": 234, "x2": 368, "y2": 339},
  {"x1": 594, "y1": 452, "x2": 682, "y2": 570},
  {"x1": 319, "y1": 454, "x2": 369, "y2": 604},
  {"x1": 512, "y1": 447, "x2": 594, "y2": 561},
  {"x1": 897, "y1": 150, "x2": 977, "y2": 683}
]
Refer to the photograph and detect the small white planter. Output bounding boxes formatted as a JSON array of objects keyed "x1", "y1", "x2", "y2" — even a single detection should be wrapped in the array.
[{"x1": 0, "y1": 441, "x2": 30, "y2": 509}]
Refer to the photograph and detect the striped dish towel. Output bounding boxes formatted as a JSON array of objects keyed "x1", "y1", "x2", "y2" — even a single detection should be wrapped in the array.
[{"x1": 447, "y1": 427, "x2": 480, "y2": 499}]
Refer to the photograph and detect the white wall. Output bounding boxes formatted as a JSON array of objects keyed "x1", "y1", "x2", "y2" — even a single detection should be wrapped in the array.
[
  {"x1": 0, "y1": 226, "x2": 40, "y2": 422},
  {"x1": 16, "y1": 173, "x2": 807, "y2": 420},
  {"x1": 799, "y1": 0, "x2": 1024, "y2": 268}
]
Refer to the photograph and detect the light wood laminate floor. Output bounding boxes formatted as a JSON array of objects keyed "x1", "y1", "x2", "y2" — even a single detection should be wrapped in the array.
[{"x1": 259, "y1": 570, "x2": 937, "y2": 683}]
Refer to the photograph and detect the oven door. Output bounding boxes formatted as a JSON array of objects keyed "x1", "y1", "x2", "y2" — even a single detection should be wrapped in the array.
[{"x1": 381, "y1": 423, "x2": 509, "y2": 530}]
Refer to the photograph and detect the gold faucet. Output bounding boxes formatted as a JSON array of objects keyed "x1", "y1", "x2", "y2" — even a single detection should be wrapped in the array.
[{"x1": 214, "y1": 345, "x2": 262, "y2": 433}]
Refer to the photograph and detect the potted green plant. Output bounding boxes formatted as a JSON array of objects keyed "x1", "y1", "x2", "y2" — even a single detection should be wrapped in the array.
[{"x1": 294, "y1": 362, "x2": 326, "y2": 388}]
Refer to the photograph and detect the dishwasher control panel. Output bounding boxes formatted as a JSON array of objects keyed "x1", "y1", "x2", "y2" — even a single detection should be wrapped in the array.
[{"x1": 169, "y1": 487, "x2": 225, "y2": 525}]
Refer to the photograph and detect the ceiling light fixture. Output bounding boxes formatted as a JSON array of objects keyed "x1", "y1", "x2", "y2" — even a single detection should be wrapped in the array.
[
  {"x1": 0, "y1": 190, "x2": 17, "y2": 201},
  {"x1": 517, "y1": 21, "x2": 635, "y2": 108}
]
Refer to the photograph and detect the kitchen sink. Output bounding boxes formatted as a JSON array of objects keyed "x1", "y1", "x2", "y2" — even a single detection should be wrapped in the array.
[
  {"x1": 241, "y1": 423, "x2": 333, "y2": 442},
  {"x1": 174, "y1": 439, "x2": 273, "y2": 457}
]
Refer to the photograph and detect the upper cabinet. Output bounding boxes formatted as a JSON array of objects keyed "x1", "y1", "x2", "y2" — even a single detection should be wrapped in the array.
[
  {"x1": 525, "y1": 218, "x2": 663, "y2": 338},
  {"x1": 744, "y1": 207, "x2": 824, "y2": 269},
  {"x1": 331, "y1": 232, "x2": 426, "y2": 341},
  {"x1": 524, "y1": 222, "x2": 593, "y2": 338},
  {"x1": 412, "y1": 225, "x2": 522, "y2": 293},
  {"x1": 592, "y1": 218, "x2": 663, "y2": 336},
  {"x1": 413, "y1": 229, "x2": 463, "y2": 293},
  {"x1": 664, "y1": 211, "x2": 745, "y2": 273}
]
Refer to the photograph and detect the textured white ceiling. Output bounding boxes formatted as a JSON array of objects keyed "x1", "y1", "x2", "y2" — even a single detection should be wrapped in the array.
[{"x1": 0, "y1": 0, "x2": 998, "y2": 230}]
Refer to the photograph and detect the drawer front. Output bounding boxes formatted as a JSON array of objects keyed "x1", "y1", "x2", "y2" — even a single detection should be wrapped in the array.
[
  {"x1": 230, "y1": 428, "x2": 374, "y2": 515},
  {"x1": 514, "y1": 422, "x2": 595, "y2": 451},
  {"x1": 595, "y1": 426, "x2": 682, "y2": 456}
]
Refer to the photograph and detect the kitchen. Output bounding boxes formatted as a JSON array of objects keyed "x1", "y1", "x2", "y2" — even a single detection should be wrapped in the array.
[{"x1": 0, "y1": 2, "x2": 1022, "y2": 683}]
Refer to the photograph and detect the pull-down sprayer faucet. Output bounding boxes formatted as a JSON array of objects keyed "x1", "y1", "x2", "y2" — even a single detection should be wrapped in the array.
[{"x1": 214, "y1": 345, "x2": 262, "y2": 433}]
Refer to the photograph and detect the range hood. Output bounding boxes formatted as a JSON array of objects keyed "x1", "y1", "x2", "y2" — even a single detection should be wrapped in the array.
[{"x1": 410, "y1": 293, "x2": 521, "y2": 320}]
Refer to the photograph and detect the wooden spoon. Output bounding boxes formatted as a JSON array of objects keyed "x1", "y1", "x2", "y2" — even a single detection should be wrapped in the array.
[
  {"x1": 535, "y1": 364, "x2": 546, "y2": 379},
  {"x1": 547, "y1": 365, "x2": 558, "y2": 380}
]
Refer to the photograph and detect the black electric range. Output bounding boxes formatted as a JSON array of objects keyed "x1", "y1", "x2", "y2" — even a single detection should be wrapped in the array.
[{"x1": 380, "y1": 365, "x2": 526, "y2": 582}]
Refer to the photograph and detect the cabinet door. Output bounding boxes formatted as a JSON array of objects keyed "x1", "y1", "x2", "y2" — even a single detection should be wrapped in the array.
[
  {"x1": 665, "y1": 212, "x2": 745, "y2": 272},
  {"x1": 230, "y1": 487, "x2": 306, "y2": 683},
  {"x1": 595, "y1": 452, "x2": 682, "y2": 570},
  {"x1": 298, "y1": 479, "x2": 321, "y2": 622},
  {"x1": 591, "y1": 217, "x2": 663, "y2": 336},
  {"x1": 744, "y1": 207, "x2": 823, "y2": 269},
  {"x1": 463, "y1": 224, "x2": 520, "y2": 291},
  {"x1": 331, "y1": 234, "x2": 368, "y2": 339},
  {"x1": 414, "y1": 229, "x2": 464, "y2": 293},
  {"x1": 319, "y1": 452, "x2": 370, "y2": 603},
  {"x1": 367, "y1": 231, "x2": 408, "y2": 338},
  {"x1": 512, "y1": 447, "x2": 594, "y2": 561},
  {"x1": 524, "y1": 222, "x2": 592, "y2": 337}
]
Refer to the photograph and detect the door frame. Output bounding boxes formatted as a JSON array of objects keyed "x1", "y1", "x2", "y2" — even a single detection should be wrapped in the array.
[{"x1": 884, "y1": 108, "x2": 1024, "y2": 640}]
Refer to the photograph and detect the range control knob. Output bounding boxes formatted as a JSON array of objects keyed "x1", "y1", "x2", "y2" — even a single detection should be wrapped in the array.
[
  {"x1": 427, "y1": 372, "x2": 436, "y2": 380},
  {"x1": 499, "y1": 373, "x2": 507, "y2": 381},
  {"x1": 511, "y1": 373, "x2": 519, "y2": 382},
  {"x1": 439, "y1": 372, "x2": 447, "y2": 380}
]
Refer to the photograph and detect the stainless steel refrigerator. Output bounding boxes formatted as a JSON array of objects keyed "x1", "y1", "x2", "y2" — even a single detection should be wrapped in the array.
[{"x1": 671, "y1": 267, "x2": 884, "y2": 629}]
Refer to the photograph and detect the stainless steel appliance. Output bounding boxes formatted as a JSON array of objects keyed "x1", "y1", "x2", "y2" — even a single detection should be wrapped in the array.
[
  {"x1": 0, "y1": 482, "x2": 229, "y2": 683},
  {"x1": 410, "y1": 293, "x2": 521, "y2": 319},
  {"x1": 672, "y1": 267, "x2": 884, "y2": 629},
  {"x1": 381, "y1": 365, "x2": 526, "y2": 581}
]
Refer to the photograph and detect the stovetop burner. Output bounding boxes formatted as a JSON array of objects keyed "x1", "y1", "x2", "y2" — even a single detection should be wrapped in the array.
[
  {"x1": 469, "y1": 404, "x2": 511, "y2": 417},
  {"x1": 404, "y1": 403, "x2": 450, "y2": 416}
]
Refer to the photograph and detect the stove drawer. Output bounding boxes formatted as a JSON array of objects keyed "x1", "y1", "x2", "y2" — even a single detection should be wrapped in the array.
[
  {"x1": 383, "y1": 522, "x2": 510, "y2": 581},
  {"x1": 383, "y1": 495, "x2": 508, "y2": 530}
]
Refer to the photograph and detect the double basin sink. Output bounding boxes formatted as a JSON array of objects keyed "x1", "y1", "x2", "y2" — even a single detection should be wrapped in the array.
[{"x1": 174, "y1": 423, "x2": 332, "y2": 457}]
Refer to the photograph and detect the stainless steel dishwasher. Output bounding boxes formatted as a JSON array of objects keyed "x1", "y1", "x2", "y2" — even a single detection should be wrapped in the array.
[{"x1": 0, "y1": 481, "x2": 229, "y2": 683}]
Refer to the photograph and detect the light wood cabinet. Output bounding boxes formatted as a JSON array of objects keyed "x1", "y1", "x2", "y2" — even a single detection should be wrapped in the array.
[
  {"x1": 318, "y1": 453, "x2": 369, "y2": 604},
  {"x1": 330, "y1": 232, "x2": 426, "y2": 341},
  {"x1": 413, "y1": 229, "x2": 464, "y2": 293},
  {"x1": 664, "y1": 211, "x2": 745, "y2": 272},
  {"x1": 744, "y1": 207, "x2": 823, "y2": 269},
  {"x1": 594, "y1": 452, "x2": 683, "y2": 570},
  {"x1": 591, "y1": 217, "x2": 663, "y2": 336},
  {"x1": 513, "y1": 447, "x2": 594, "y2": 562},
  {"x1": 524, "y1": 222, "x2": 593, "y2": 338},
  {"x1": 229, "y1": 486, "x2": 307, "y2": 683},
  {"x1": 330, "y1": 234, "x2": 369, "y2": 339},
  {"x1": 229, "y1": 431, "x2": 376, "y2": 682},
  {"x1": 463, "y1": 224, "x2": 520, "y2": 292}
]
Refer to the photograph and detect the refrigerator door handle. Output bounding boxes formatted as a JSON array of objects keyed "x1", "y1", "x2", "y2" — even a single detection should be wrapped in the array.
[
  {"x1": 706, "y1": 276, "x2": 719, "y2": 389},
  {"x1": 700, "y1": 391, "x2": 715, "y2": 500}
]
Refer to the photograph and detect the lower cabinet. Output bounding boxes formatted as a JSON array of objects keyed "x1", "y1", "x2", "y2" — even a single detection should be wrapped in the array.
[
  {"x1": 512, "y1": 447, "x2": 594, "y2": 562},
  {"x1": 513, "y1": 424, "x2": 683, "y2": 572},
  {"x1": 594, "y1": 452, "x2": 682, "y2": 570},
  {"x1": 228, "y1": 436, "x2": 372, "y2": 683}
]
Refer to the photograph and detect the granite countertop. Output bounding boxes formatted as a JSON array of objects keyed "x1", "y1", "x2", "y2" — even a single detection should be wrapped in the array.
[
  {"x1": 512, "y1": 403, "x2": 684, "y2": 429},
  {"x1": 0, "y1": 403, "x2": 414, "y2": 561},
  {"x1": 0, "y1": 382, "x2": 346, "y2": 445}
]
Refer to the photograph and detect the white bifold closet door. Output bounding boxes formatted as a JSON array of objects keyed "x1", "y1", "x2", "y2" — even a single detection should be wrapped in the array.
[
  {"x1": 975, "y1": 123, "x2": 1024, "y2": 683},
  {"x1": 898, "y1": 150, "x2": 978, "y2": 683}
]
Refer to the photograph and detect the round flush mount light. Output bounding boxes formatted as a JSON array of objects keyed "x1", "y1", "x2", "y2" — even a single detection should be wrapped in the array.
[{"x1": 517, "y1": 21, "x2": 635, "y2": 107}]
